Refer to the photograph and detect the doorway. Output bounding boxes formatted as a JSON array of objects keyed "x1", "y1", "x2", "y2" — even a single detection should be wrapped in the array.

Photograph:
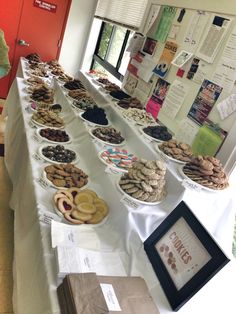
[{"x1": 0, "y1": 0, "x2": 71, "y2": 98}]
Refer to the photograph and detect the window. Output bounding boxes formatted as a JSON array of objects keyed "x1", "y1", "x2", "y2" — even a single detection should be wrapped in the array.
[{"x1": 91, "y1": 22, "x2": 133, "y2": 81}]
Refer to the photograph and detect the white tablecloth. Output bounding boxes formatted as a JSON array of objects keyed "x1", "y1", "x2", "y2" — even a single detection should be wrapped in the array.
[{"x1": 4, "y1": 74, "x2": 236, "y2": 314}]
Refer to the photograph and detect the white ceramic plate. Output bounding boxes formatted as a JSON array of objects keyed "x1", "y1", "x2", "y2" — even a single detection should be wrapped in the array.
[
  {"x1": 42, "y1": 169, "x2": 89, "y2": 190},
  {"x1": 78, "y1": 112, "x2": 110, "y2": 127},
  {"x1": 154, "y1": 143, "x2": 186, "y2": 165},
  {"x1": 35, "y1": 127, "x2": 71, "y2": 144},
  {"x1": 178, "y1": 165, "x2": 226, "y2": 193},
  {"x1": 38, "y1": 144, "x2": 79, "y2": 164},
  {"x1": 116, "y1": 178, "x2": 165, "y2": 206},
  {"x1": 98, "y1": 148, "x2": 137, "y2": 173},
  {"x1": 139, "y1": 126, "x2": 164, "y2": 143},
  {"x1": 31, "y1": 118, "x2": 65, "y2": 129},
  {"x1": 122, "y1": 112, "x2": 157, "y2": 127},
  {"x1": 53, "y1": 196, "x2": 109, "y2": 227},
  {"x1": 88, "y1": 127, "x2": 125, "y2": 147}
]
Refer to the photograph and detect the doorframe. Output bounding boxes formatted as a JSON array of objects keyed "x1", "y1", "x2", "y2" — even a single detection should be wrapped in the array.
[{"x1": 56, "y1": 0, "x2": 72, "y2": 60}]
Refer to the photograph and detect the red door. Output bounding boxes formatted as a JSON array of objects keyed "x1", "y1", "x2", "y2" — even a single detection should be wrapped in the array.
[
  {"x1": 0, "y1": 1, "x2": 24, "y2": 98},
  {"x1": 0, "y1": 0, "x2": 71, "y2": 98}
]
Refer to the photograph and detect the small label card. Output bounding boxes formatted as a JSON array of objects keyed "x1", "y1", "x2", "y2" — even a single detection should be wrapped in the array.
[
  {"x1": 92, "y1": 138, "x2": 107, "y2": 149},
  {"x1": 39, "y1": 210, "x2": 61, "y2": 225},
  {"x1": 24, "y1": 105, "x2": 31, "y2": 114},
  {"x1": 32, "y1": 152, "x2": 43, "y2": 162},
  {"x1": 28, "y1": 120, "x2": 37, "y2": 128},
  {"x1": 142, "y1": 134, "x2": 152, "y2": 143},
  {"x1": 158, "y1": 150, "x2": 169, "y2": 164},
  {"x1": 37, "y1": 177, "x2": 50, "y2": 189},
  {"x1": 100, "y1": 284, "x2": 122, "y2": 312},
  {"x1": 33, "y1": 134, "x2": 42, "y2": 143},
  {"x1": 120, "y1": 195, "x2": 141, "y2": 210},
  {"x1": 105, "y1": 166, "x2": 119, "y2": 175},
  {"x1": 182, "y1": 179, "x2": 202, "y2": 192}
]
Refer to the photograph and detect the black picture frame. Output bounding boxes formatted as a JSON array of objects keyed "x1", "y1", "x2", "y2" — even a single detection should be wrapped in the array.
[{"x1": 144, "y1": 201, "x2": 230, "y2": 311}]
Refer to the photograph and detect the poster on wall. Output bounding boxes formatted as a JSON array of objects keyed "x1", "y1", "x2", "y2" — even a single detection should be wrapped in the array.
[
  {"x1": 186, "y1": 57, "x2": 208, "y2": 84},
  {"x1": 142, "y1": 37, "x2": 157, "y2": 56},
  {"x1": 127, "y1": 52, "x2": 156, "y2": 82},
  {"x1": 187, "y1": 79, "x2": 223, "y2": 125},
  {"x1": 154, "y1": 6, "x2": 177, "y2": 42},
  {"x1": 153, "y1": 41, "x2": 178, "y2": 78},
  {"x1": 146, "y1": 78, "x2": 170, "y2": 119}
]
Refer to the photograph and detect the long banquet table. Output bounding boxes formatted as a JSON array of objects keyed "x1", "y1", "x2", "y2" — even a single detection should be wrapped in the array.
[{"x1": 3, "y1": 73, "x2": 236, "y2": 314}]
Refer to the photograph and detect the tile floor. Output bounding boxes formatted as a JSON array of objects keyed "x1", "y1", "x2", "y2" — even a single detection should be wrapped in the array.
[{"x1": 0, "y1": 113, "x2": 14, "y2": 313}]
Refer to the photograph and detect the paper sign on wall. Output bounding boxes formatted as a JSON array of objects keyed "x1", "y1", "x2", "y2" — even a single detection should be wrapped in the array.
[
  {"x1": 34, "y1": 0, "x2": 57, "y2": 13},
  {"x1": 196, "y1": 15, "x2": 232, "y2": 63},
  {"x1": 153, "y1": 41, "x2": 178, "y2": 78},
  {"x1": 161, "y1": 80, "x2": 188, "y2": 119},
  {"x1": 147, "y1": 78, "x2": 170, "y2": 119},
  {"x1": 154, "y1": 6, "x2": 177, "y2": 42}
]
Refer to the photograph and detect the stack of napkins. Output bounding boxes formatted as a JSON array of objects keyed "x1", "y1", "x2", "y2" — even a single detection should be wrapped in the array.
[
  {"x1": 57, "y1": 273, "x2": 160, "y2": 314},
  {"x1": 55, "y1": 246, "x2": 127, "y2": 278}
]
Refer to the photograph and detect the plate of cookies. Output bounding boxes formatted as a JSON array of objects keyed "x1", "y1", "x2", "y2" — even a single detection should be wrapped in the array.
[
  {"x1": 36, "y1": 127, "x2": 71, "y2": 144},
  {"x1": 89, "y1": 127, "x2": 125, "y2": 147},
  {"x1": 178, "y1": 155, "x2": 229, "y2": 192},
  {"x1": 155, "y1": 140, "x2": 193, "y2": 164},
  {"x1": 140, "y1": 126, "x2": 173, "y2": 143},
  {"x1": 31, "y1": 108, "x2": 65, "y2": 129},
  {"x1": 53, "y1": 188, "x2": 109, "y2": 225},
  {"x1": 98, "y1": 148, "x2": 137, "y2": 173},
  {"x1": 38, "y1": 144, "x2": 78, "y2": 164},
  {"x1": 116, "y1": 159, "x2": 167, "y2": 205},
  {"x1": 44, "y1": 163, "x2": 88, "y2": 189}
]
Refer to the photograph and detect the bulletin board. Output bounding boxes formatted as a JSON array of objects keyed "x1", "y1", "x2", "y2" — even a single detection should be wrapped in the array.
[{"x1": 123, "y1": 0, "x2": 236, "y2": 159}]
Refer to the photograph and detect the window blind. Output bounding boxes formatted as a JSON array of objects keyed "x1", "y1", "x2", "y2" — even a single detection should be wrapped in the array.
[{"x1": 95, "y1": 0, "x2": 148, "y2": 30}]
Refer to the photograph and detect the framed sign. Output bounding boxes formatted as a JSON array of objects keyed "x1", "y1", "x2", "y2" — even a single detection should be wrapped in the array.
[{"x1": 144, "y1": 201, "x2": 229, "y2": 311}]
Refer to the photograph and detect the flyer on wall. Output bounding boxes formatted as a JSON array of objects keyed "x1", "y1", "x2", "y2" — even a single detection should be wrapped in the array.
[
  {"x1": 187, "y1": 79, "x2": 223, "y2": 125},
  {"x1": 153, "y1": 41, "x2": 178, "y2": 78},
  {"x1": 146, "y1": 78, "x2": 170, "y2": 119}
]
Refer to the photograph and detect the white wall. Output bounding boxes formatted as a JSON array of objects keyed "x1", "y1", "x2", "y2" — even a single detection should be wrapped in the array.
[{"x1": 59, "y1": 0, "x2": 97, "y2": 77}]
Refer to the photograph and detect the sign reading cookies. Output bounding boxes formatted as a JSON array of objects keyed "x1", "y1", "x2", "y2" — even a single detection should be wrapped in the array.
[
  {"x1": 33, "y1": 0, "x2": 57, "y2": 13},
  {"x1": 155, "y1": 217, "x2": 211, "y2": 290}
]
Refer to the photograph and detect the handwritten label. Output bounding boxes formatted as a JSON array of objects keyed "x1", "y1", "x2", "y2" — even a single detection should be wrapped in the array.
[
  {"x1": 142, "y1": 134, "x2": 152, "y2": 143},
  {"x1": 100, "y1": 284, "x2": 121, "y2": 312},
  {"x1": 37, "y1": 177, "x2": 49, "y2": 189},
  {"x1": 105, "y1": 166, "x2": 119, "y2": 175},
  {"x1": 28, "y1": 120, "x2": 37, "y2": 128},
  {"x1": 120, "y1": 195, "x2": 140, "y2": 210},
  {"x1": 33, "y1": 134, "x2": 42, "y2": 143},
  {"x1": 24, "y1": 106, "x2": 31, "y2": 114},
  {"x1": 39, "y1": 210, "x2": 61, "y2": 225},
  {"x1": 33, "y1": 152, "x2": 43, "y2": 162},
  {"x1": 92, "y1": 138, "x2": 106, "y2": 149},
  {"x1": 182, "y1": 179, "x2": 202, "y2": 192},
  {"x1": 158, "y1": 150, "x2": 169, "y2": 164}
]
